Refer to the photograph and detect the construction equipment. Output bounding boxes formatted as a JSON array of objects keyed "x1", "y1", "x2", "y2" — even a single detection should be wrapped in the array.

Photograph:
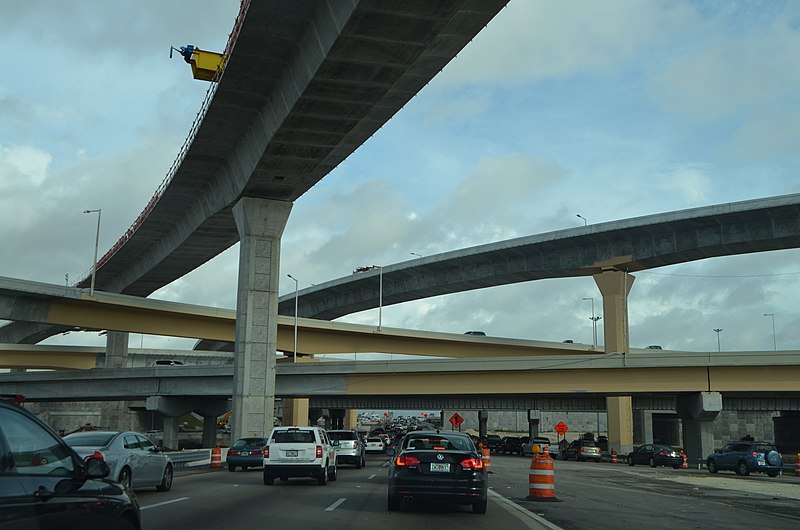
[{"x1": 170, "y1": 45, "x2": 225, "y2": 82}]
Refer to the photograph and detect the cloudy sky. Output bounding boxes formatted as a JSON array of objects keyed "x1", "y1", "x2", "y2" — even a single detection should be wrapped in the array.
[{"x1": 2, "y1": 0, "x2": 800, "y2": 357}]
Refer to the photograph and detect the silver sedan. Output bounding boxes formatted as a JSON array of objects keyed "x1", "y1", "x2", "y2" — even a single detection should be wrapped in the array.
[{"x1": 64, "y1": 430, "x2": 173, "y2": 492}]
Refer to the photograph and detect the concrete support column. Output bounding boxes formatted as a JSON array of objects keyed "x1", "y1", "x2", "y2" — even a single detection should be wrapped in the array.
[
  {"x1": 231, "y1": 197, "x2": 292, "y2": 440},
  {"x1": 478, "y1": 410, "x2": 488, "y2": 438},
  {"x1": 593, "y1": 270, "x2": 635, "y2": 354},
  {"x1": 283, "y1": 398, "x2": 310, "y2": 426},
  {"x1": 344, "y1": 410, "x2": 359, "y2": 430},
  {"x1": 607, "y1": 396, "x2": 634, "y2": 454},
  {"x1": 633, "y1": 410, "x2": 654, "y2": 445},
  {"x1": 202, "y1": 416, "x2": 218, "y2": 448},
  {"x1": 105, "y1": 331, "x2": 129, "y2": 369},
  {"x1": 676, "y1": 392, "x2": 722, "y2": 462},
  {"x1": 528, "y1": 409, "x2": 541, "y2": 438},
  {"x1": 163, "y1": 416, "x2": 180, "y2": 451}
]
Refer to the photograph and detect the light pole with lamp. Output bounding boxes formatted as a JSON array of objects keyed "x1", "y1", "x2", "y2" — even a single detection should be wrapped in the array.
[
  {"x1": 287, "y1": 274, "x2": 298, "y2": 363},
  {"x1": 763, "y1": 313, "x2": 776, "y2": 351},
  {"x1": 576, "y1": 214, "x2": 587, "y2": 226},
  {"x1": 582, "y1": 297, "x2": 600, "y2": 348},
  {"x1": 377, "y1": 265, "x2": 383, "y2": 331},
  {"x1": 713, "y1": 328, "x2": 723, "y2": 352},
  {"x1": 82, "y1": 209, "x2": 102, "y2": 296},
  {"x1": 410, "y1": 252, "x2": 423, "y2": 258}
]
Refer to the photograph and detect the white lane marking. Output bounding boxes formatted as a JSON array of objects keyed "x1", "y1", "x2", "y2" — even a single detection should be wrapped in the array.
[
  {"x1": 488, "y1": 490, "x2": 564, "y2": 530},
  {"x1": 325, "y1": 497, "x2": 347, "y2": 511},
  {"x1": 368, "y1": 474, "x2": 376, "y2": 480},
  {"x1": 140, "y1": 497, "x2": 191, "y2": 511}
]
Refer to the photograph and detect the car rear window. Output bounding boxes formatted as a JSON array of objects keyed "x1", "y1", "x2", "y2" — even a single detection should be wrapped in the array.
[
  {"x1": 581, "y1": 441, "x2": 598, "y2": 447},
  {"x1": 63, "y1": 432, "x2": 116, "y2": 447},
  {"x1": 272, "y1": 430, "x2": 315, "y2": 443},
  {"x1": 405, "y1": 435, "x2": 471, "y2": 451},
  {"x1": 233, "y1": 438, "x2": 267, "y2": 447},
  {"x1": 328, "y1": 431, "x2": 358, "y2": 441},
  {"x1": 754, "y1": 444, "x2": 775, "y2": 453}
]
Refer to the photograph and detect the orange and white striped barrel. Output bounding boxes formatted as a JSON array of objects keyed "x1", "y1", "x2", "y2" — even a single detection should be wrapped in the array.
[
  {"x1": 481, "y1": 448, "x2": 493, "y2": 473},
  {"x1": 211, "y1": 446, "x2": 222, "y2": 468},
  {"x1": 526, "y1": 452, "x2": 557, "y2": 501},
  {"x1": 795, "y1": 453, "x2": 800, "y2": 477},
  {"x1": 610, "y1": 449, "x2": 618, "y2": 464},
  {"x1": 680, "y1": 451, "x2": 688, "y2": 469}
]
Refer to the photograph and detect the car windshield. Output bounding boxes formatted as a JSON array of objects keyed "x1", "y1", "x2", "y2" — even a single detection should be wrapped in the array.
[
  {"x1": 404, "y1": 435, "x2": 471, "y2": 451},
  {"x1": 754, "y1": 444, "x2": 775, "y2": 453},
  {"x1": 63, "y1": 432, "x2": 116, "y2": 447},
  {"x1": 581, "y1": 441, "x2": 598, "y2": 447},
  {"x1": 271, "y1": 430, "x2": 315, "y2": 443},
  {"x1": 328, "y1": 431, "x2": 358, "y2": 441},
  {"x1": 233, "y1": 438, "x2": 266, "y2": 447}
]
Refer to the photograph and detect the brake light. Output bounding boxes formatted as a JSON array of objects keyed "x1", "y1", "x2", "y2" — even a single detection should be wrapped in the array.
[
  {"x1": 752, "y1": 451, "x2": 758, "y2": 457},
  {"x1": 658, "y1": 451, "x2": 668, "y2": 456},
  {"x1": 579, "y1": 447, "x2": 585, "y2": 452},
  {"x1": 264, "y1": 446, "x2": 270, "y2": 458},
  {"x1": 395, "y1": 455, "x2": 420, "y2": 467},
  {"x1": 85, "y1": 450, "x2": 105, "y2": 462},
  {"x1": 433, "y1": 446, "x2": 446, "y2": 451},
  {"x1": 353, "y1": 440, "x2": 359, "y2": 448},
  {"x1": 460, "y1": 457, "x2": 484, "y2": 469},
  {"x1": 316, "y1": 445, "x2": 323, "y2": 458},
  {"x1": 251, "y1": 449, "x2": 263, "y2": 456},
  {"x1": 228, "y1": 450, "x2": 239, "y2": 456}
]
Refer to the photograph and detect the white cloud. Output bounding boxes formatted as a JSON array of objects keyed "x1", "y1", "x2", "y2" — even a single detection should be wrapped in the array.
[{"x1": 0, "y1": 145, "x2": 52, "y2": 187}]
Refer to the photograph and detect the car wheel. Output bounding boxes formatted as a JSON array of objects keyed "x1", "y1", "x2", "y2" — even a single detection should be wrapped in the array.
[
  {"x1": 263, "y1": 473, "x2": 274, "y2": 485},
  {"x1": 627, "y1": 455, "x2": 634, "y2": 466},
  {"x1": 472, "y1": 497, "x2": 488, "y2": 514},
  {"x1": 707, "y1": 459, "x2": 718, "y2": 474},
  {"x1": 156, "y1": 465, "x2": 173, "y2": 492},
  {"x1": 673, "y1": 465, "x2": 680, "y2": 469},
  {"x1": 329, "y1": 463, "x2": 337, "y2": 482},
  {"x1": 766, "y1": 470, "x2": 779, "y2": 477},
  {"x1": 387, "y1": 495, "x2": 401, "y2": 511},
  {"x1": 118, "y1": 467, "x2": 132, "y2": 491},
  {"x1": 736, "y1": 461, "x2": 750, "y2": 476},
  {"x1": 318, "y1": 465, "x2": 328, "y2": 485},
  {"x1": 112, "y1": 516, "x2": 138, "y2": 530},
  {"x1": 649, "y1": 457, "x2": 657, "y2": 468},
  {"x1": 227, "y1": 463, "x2": 235, "y2": 472}
]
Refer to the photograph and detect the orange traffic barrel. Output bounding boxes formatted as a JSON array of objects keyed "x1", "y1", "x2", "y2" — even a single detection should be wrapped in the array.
[
  {"x1": 526, "y1": 451, "x2": 558, "y2": 502},
  {"x1": 211, "y1": 445, "x2": 222, "y2": 468},
  {"x1": 680, "y1": 450, "x2": 688, "y2": 469},
  {"x1": 610, "y1": 449, "x2": 618, "y2": 464},
  {"x1": 481, "y1": 448, "x2": 493, "y2": 473},
  {"x1": 795, "y1": 453, "x2": 800, "y2": 477}
]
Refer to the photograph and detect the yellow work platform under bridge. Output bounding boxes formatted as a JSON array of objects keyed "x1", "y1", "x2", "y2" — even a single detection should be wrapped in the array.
[{"x1": 171, "y1": 44, "x2": 225, "y2": 82}]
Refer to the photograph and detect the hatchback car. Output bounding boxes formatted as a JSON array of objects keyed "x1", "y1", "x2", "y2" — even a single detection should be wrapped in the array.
[
  {"x1": 226, "y1": 437, "x2": 267, "y2": 471},
  {"x1": 706, "y1": 441, "x2": 783, "y2": 477},
  {"x1": 0, "y1": 399, "x2": 141, "y2": 529},
  {"x1": 627, "y1": 444, "x2": 683, "y2": 468},
  {"x1": 365, "y1": 436, "x2": 386, "y2": 454},
  {"x1": 64, "y1": 430, "x2": 173, "y2": 492},
  {"x1": 263, "y1": 426, "x2": 337, "y2": 485},
  {"x1": 387, "y1": 431, "x2": 487, "y2": 514},
  {"x1": 328, "y1": 429, "x2": 366, "y2": 468},
  {"x1": 562, "y1": 439, "x2": 601, "y2": 462}
]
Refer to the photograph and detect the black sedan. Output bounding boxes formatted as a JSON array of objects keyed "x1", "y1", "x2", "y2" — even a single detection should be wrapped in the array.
[
  {"x1": 226, "y1": 437, "x2": 267, "y2": 471},
  {"x1": 626, "y1": 444, "x2": 683, "y2": 468},
  {"x1": 387, "y1": 431, "x2": 487, "y2": 514}
]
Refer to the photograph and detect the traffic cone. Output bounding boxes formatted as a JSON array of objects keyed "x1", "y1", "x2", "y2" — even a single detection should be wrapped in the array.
[
  {"x1": 795, "y1": 453, "x2": 800, "y2": 477},
  {"x1": 610, "y1": 449, "x2": 618, "y2": 464},
  {"x1": 680, "y1": 450, "x2": 688, "y2": 469},
  {"x1": 526, "y1": 449, "x2": 559, "y2": 502},
  {"x1": 211, "y1": 445, "x2": 222, "y2": 468},
  {"x1": 481, "y1": 448, "x2": 493, "y2": 474}
]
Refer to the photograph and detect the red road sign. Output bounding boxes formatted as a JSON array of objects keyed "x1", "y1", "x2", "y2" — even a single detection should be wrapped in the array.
[
  {"x1": 554, "y1": 421, "x2": 569, "y2": 435},
  {"x1": 449, "y1": 413, "x2": 464, "y2": 428}
]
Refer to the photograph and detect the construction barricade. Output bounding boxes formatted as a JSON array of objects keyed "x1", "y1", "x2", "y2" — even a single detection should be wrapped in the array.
[
  {"x1": 681, "y1": 450, "x2": 688, "y2": 469},
  {"x1": 795, "y1": 453, "x2": 800, "y2": 477},
  {"x1": 610, "y1": 449, "x2": 618, "y2": 464},
  {"x1": 481, "y1": 448, "x2": 493, "y2": 473},
  {"x1": 211, "y1": 445, "x2": 223, "y2": 468},
  {"x1": 526, "y1": 448, "x2": 558, "y2": 501}
]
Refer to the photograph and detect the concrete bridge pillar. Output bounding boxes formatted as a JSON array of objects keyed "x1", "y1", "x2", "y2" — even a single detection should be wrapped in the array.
[
  {"x1": 162, "y1": 416, "x2": 181, "y2": 451},
  {"x1": 104, "y1": 331, "x2": 129, "y2": 368},
  {"x1": 528, "y1": 409, "x2": 541, "y2": 438},
  {"x1": 283, "y1": 398, "x2": 310, "y2": 426},
  {"x1": 478, "y1": 410, "x2": 488, "y2": 438},
  {"x1": 344, "y1": 409, "x2": 359, "y2": 430},
  {"x1": 231, "y1": 197, "x2": 292, "y2": 441},
  {"x1": 146, "y1": 396, "x2": 229, "y2": 449},
  {"x1": 676, "y1": 392, "x2": 722, "y2": 462},
  {"x1": 607, "y1": 397, "x2": 634, "y2": 454},
  {"x1": 633, "y1": 410, "x2": 654, "y2": 445},
  {"x1": 593, "y1": 269, "x2": 635, "y2": 354}
]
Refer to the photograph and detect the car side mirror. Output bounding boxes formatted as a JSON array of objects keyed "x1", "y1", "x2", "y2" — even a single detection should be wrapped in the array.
[
  {"x1": 386, "y1": 448, "x2": 396, "y2": 457},
  {"x1": 85, "y1": 457, "x2": 110, "y2": 479}
]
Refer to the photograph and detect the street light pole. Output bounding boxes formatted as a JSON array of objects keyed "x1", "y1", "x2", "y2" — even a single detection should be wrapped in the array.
[
  {"x1": 576, "y1": 214, "x2": 587, "y2": 226},
  {"x1": 288, "y1": 274, "x2": 298, "y2": 363},
  {"x1": 763, "y1": 313, "x2": 776, "y2": 351},
  {"x1": 582, "y1": 297, "x2": 599, "y2": 348},
  {"x1": 713, "y1": 328, "x2": 723, "y2": 352},
  {"x1": 378, "y1": 265, "x2": 383, "y2": 331},
  {"x1": 410, "y1": 252, "x2": 423, "y2": 258},
  {"x1": 82, "y1": 209, "x2": 102, "y2": 296}
]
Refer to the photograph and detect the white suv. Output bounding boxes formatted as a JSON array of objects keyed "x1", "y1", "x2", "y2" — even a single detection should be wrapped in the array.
[{"x1": 263, "y1": 426, "x2": 337, "y2": 485}]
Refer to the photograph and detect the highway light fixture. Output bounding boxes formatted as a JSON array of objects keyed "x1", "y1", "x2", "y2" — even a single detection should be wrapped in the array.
[
  {"x1": 288, "y1": 274, "x2": 298, "y2": 363},
  {"x1": 713, "y1": 328, "x2": 723, "y2": 352},
  {"x1": 82, "y1": 209, "x2": 102, "y2": 296},
  {"x1": 410, "y1": 252, "x2": 423, "y2": 258},
  {"x1": 763, "y1": 313, "x2": 776, "y2": 351},
  {"x1": 582, "y1": 297, "x2": 600, "y2": 348},
  {"x1": 576, "y1": 214, "x2": 587, "y2": 226}
]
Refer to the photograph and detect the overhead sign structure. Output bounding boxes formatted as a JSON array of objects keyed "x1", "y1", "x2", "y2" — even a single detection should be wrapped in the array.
[
  {"x1": 449, "y1": 413, "x2": 464, "y2": 430},
  {"x1": 554, "y1": 421, "x2": 569, "y2": 436}
]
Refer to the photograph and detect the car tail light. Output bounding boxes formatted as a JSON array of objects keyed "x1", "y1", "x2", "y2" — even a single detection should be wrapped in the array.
[
  {"x1": 395, "y1": 455, "x2": 420, "y2": 467},
  {"x1": 353, "y1": 440, "x2": 359, "y2": 448},
  {"x1": 752, "y1": 451, "x2": 758, "y2": 457},
  {"x1": 658, "y1": 451, "x2": 669, "y2": 456},
  {"x1": 228, "y1": 450, "x2": 239, "y2": 456},
  {"x1": 433, "y1": 445, "x2": 446, "y2": 451},
  {"x1": 460, "y1": 457, "x2": 484, "y2": 469},
  {"x1": 251, "y1": 449, "x2": 263, "y2": 456},
  {"x1": 85, "y1": 450, "x2": 105, "y2": 462},
  {"x1": 316, "y1": 445, "x2": 323, "y2": 458},
  {"x1": 579, "y1": 447, "x2": 585, "y2": 452},
  {"x1": 264, "y1": 446, "x2": 270, "y2": 458}
]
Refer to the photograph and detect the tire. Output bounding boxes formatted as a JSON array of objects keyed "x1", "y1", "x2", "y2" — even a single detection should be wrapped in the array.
[
  {"x1": 112, "y1": 516, "x2": 137, "y2": 530},
  {"x1": 627, "y1": 456, "x2": 634, "y2": 466},
  {"x1": 472, "y1": 497, "x2": 488, "y2": 514},
  {"x1": 329, "y1": 462, "x2": 337, "y2": 482},
  {"x1": 263, "y1": 473, "x2": 274, "y2": 485},
  {"x1": 766, "y1": 450, "x2": 782, "y2": 467},
  {"x1": 118, "y1": 467, "x2": 132, "y2": 491},
  {"x1": 736, "y1": 461, "x2": 750, "y2": 476},
  {"x1": 649, "y1": 457, "x2": 657, "y2": 468},
  {"x1": 228, "y1": 463, "x2": 235, "y2": 472},
  {"x1": 673, "y1": 465, "x2": 680, "y2": 470},
  {"x1": 387, "y1": 495, "x2": 401, "y2": 511},
  {"x1": 707, "y1": 459, "x2": 718, "y2": 474},
  {"x1": 156, "y1": 465, "x2": 173, "y2": 492},
  {"x1": 318, "y1": 465, "x2": 328, "y2": 485},
  {"x1": 766, "y1": 471, "x2": 779, "y2": 477}
]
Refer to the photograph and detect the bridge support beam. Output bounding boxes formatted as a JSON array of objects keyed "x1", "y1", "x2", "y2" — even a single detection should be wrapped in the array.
[
  {"x1": 231, "y1": 197, "x2": 292, "y2": 440},
  {"x1": 344, "y1": 409, "x2": 359, "y2": 430},
  {"x1": 593, "y1": 269, "x2": 635, "y2": 354},
  {"x1": 676, "y1": 392, "x2": 722, "y2": 462},
  {"x1": 607, "y1": 396, "x2": 634, "y2": 455},
  {"x1": 478, "y1": 410, "x2": 488, "y2": 438},
  {"x1": 146, "y1": 396, "x2": 229, "y2": 449},
  {"x1": 283, "y1": 398, "x2": 310, "y2": 426},
  {"x1": 104, "y1": 331, "x2": 129, "y2": 368},
  {"x1": 528, "y1": 409, "x2": 541, "y2": 438}
]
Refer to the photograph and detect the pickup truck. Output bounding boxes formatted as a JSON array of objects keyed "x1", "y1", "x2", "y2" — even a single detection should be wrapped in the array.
[{"x1": 521, "y1": 436, "x2": 559, "y2": 458}]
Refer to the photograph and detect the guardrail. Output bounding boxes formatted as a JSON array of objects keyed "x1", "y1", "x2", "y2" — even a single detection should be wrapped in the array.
[{"x1": 165, "y1": 449, "x2": 213, "y2": 468}]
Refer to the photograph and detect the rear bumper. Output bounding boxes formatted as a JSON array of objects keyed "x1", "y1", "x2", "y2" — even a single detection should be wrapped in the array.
[
  {"x1": 388, "y1": 473, "x2": 487, "y2": 503},
  {"x1": 264, "y1": 464, "x2": 324, "y2": 478},
  {"x1": 226, "y1": 456, "x2": 263, "y2": 467}
]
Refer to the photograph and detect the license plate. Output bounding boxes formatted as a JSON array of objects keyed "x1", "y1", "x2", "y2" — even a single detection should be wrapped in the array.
[
  {"x1": 430, "y1": 463, "x2": 450, "y2": 472},
  {"x1": 241, "y1": 451, "x2": 249, "y2": 456},
  {"x1": 286, "y1": 450, "x2": 298, "y2": 457}
]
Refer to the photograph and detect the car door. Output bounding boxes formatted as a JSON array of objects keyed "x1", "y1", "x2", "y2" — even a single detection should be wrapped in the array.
[
  {"x1": 636, "y1": 444, "x2": 654, "y2": 465},
  {"x1": 121, "y1": 434, "x2": 146, "y2": 487},
  {"x1": 716, "y1": 444, "x2": 735, "y2": 470},
  {"x1": 136, "y1": 434, "x2": 163, "y2": 484}
]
